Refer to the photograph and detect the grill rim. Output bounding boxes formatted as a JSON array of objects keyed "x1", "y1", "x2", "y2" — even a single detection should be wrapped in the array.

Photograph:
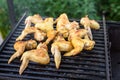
[
  {"x1": 102, "y1": 14, "x2": 111, "y2": 80},
  {"x1": 0, "y1": 12, "x2": 111, "y2": 80}
]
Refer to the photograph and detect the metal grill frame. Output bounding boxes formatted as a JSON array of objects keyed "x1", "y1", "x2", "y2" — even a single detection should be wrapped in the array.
[{"x1": 0, "y1": 12, "x2": 111, "y2": 80}]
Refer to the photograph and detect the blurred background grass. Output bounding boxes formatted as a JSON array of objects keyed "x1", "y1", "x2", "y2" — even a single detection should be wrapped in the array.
[{"x1": 0, "y1": 0, "x2": 120, "y2": 40}]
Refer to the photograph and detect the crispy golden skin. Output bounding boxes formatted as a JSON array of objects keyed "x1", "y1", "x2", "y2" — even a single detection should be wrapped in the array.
[
  {"x1": 80, "y1": 15, "x2": 100, "y2": 40},
  {"x1": 51, "y1": 34, "x2": 73, "y2": 69},
  {"x1": 90, "y1": 20, "x2": 100, "y2": 30},
  {"x1": 80, "y1": 15, "x2": 93, "y2": 40},
  {"x1": 55, "y1": 13, "x2": 70, "y2": 38},
  {"x1": 64, "y1": 37, "x2": 84, "y2": 56},
  {"x1": 44, "y1": 30, "x2": 58, "y2": 45},
  {"x1": 16, "y1": 27, "x2": 36, "y2": 41},
  {"x1": 8, "y1": 40, "x2": 37, "y2": 64},
  {"x1": 64, "y1": 38, "x2": 95, "y2": 56},
  {"x1": 80, "y1": 16, "x2": 100, "y2": 30},
  {"x1": 64, "y1": 29, "x2": 88, "y2": 56},
  {"x1": 34, "y1": 29, "x2": 46, "y2": 42},
  {"x1": 66, "y1": 21, "x2": 79, "y2": 30},
  {"x1": 25, "y1": 14, "x2": 43, "y2": 28},
  {"x1": 19, "y1": 43, "x2": 50, "y2": 75},
  {"x1": 35, "y1": 17, "x2": 54, "y2": 32},
  {"x1": 16, "y1": 27, "x2": 46, "y2": 42},
  {"x1": 82, "y1": 39, "x2": 95, "y2": 50}
]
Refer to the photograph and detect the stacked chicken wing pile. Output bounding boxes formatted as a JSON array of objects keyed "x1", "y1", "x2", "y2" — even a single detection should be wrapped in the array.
[{"x1": 8, "y1": 13, "x2": 100, "y2": 75}]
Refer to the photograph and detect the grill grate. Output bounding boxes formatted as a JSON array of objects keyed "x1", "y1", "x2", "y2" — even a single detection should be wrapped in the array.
[{"x1": 0, "y1": 13, "x2": 111, "y2": 80}]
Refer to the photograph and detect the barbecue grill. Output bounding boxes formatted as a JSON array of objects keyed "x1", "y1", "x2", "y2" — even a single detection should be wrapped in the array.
[{"x1": 0, "y1": 12, "x2": 111, "y2": 80}]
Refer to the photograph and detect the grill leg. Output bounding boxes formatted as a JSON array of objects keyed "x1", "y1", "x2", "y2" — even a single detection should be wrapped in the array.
[{"x1": 7, "y1": 0, "x2": 16, "y2": 28}]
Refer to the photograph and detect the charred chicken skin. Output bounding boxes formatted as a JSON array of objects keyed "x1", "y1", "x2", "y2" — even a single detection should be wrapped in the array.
[
  {"x1": 8, "y1": 40, "x2": 37, "y2": 64},
  {"x1": 19, "y1": 42, "x2": 50, "y2": 75}
]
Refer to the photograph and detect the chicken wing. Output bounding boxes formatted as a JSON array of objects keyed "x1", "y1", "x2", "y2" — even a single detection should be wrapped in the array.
[
  {"x1": 51, "y1": 34, "x2": 73, "y2": 68},
  {"x1": 80, "y1": 15, "x2": 100, "y2": 40},
  {"x1": 90, "y1": 20, "x2": 100, "y2": 30},
  {"x1": 25, "y1": 14, "x2": 43, "y2": 28},
  {"x1": 68, "y1": 29, "x2": 88, "y2": 41},
  {"x1": 16, "y1": 27, "x2": 46, "y2": 42},
  {"x1": 19, "y1": 42, "x2": 50, "y2": 75},
  {"x1": 64, "y1": 29, "x2": 88, "y2": 56},
  {"x1": 80, "y1": 15, "x2": 93, "y2": 40},
  {"x1": 16, "y1": 27, "x2": 36, "y2": 41},
  {"x1": 63, "y1": 37, "x2": 84, "y2": 56},
  {"x1": 8, "y1": 40, "x2": 37, "y2": 64},
  {"x1": 55, "y1": 13, "x2": 70, "y2": 38},
  {"x1": 64, "y1": 37, "x2": 95, "y2": 56},
  {"x1": 35, "y1": 17, "x2": 54, "y2": 32}
]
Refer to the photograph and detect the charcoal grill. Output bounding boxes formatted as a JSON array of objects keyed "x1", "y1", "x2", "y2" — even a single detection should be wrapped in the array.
[{"x1": 0, "y1": 13, "x2": 111, "y2": 80}]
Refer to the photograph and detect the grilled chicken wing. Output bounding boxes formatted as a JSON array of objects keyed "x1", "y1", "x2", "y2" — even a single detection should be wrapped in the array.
[
  {"x1": 16, "y1": 27, "x2": 36, "y2": 41},
  {"x1": 51, "y1": 34, "x2": 73, "y2": 69},
  {"x1": 64, "y1": 37, "x2": 84, "y2": 56},
  {"x1": 25, "y1": 14, "x2": 43, "y2": 28},
  {"x1": 35, "y1": 17, "x2": 54, "y2": 32},
  {"x1": 8, "y1": 40, "x2": 37, "y2": 64},
  {"x1": 90, "y1": 20, "x2": 100, "y2": 30},
  {"x1": 55, "y1": 13, "x2": 70, "y2": 38},
  {"x1": 19, "y1": 42, "x2": 50, "y2": 75},
  {"x1": 80, "y1": 15, "x2": 93, "y2": 40},
  {"x1": 80, "y1": 15, "x2": 100, "y2": 40},
  {"x1": 64, "y1": 29, "x2": 88, "y2": 56},
  {"x1": 16, "y1": 27, "x2": 46, "y2": 42}
]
